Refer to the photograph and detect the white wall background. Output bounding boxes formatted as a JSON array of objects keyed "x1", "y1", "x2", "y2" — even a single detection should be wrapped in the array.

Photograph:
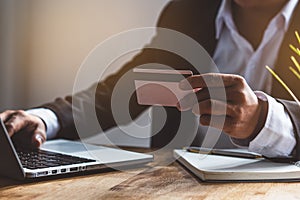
[
  {"x1": 0, "y1": 0, "x2": 29, "y2": 110},
  {"x1": 0, "y1": 0, "x2": 170, "y2": 109}
]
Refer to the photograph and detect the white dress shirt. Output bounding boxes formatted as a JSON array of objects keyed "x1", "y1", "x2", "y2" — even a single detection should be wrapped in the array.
[
  {"x1": 27, "y1": 0, "x2": 298, "y2": 157},
  {"x1": 214, "y1": 0, "x2": 298, "y2": 157}
]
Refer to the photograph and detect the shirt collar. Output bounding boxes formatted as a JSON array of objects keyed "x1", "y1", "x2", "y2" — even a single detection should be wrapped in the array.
[
  {"x1": 281, "y1": 0, "x2": 299, "y2": 31},
  {"x1": 215, "y1": 0, "x2": 231, "y2": 39},
  {"x1": 215, "y1": 0, "x2": 299, "y2": 39}
]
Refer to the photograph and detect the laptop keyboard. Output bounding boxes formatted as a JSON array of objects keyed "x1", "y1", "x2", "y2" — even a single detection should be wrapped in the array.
[{"x1": 16, "y1": 148, "x2": 96, "y2": 170}]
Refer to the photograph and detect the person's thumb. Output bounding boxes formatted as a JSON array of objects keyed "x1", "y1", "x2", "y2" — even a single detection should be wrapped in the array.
[{"x1": 32, "y1": 132, "x2": 46, "y2": 148}]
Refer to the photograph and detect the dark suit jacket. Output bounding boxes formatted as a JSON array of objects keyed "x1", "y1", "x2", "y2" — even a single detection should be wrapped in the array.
[{"x1": 41, "y1": 0, "x2": 300, "y2": 157}]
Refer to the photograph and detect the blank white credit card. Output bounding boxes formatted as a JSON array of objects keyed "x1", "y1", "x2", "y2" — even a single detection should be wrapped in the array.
[{"x1": 133, "y1": 68, "x2": 193, "y2": 107}]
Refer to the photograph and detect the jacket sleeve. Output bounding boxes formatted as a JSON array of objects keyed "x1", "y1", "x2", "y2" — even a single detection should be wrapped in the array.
[{"x1": 277, "y1": 99, "x2": 300, "y2": 160}]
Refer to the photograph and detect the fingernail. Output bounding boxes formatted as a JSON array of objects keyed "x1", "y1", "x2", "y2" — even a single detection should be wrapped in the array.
[
  {"x1": 176, "y1": 102, "x2": 181, "y2": 110},
  {"x1": 177, "y1": 99, "x2": 189, "y2": 111},
  {"x1": 35, "y1": 135, "x2": 43, "y2": 146},
  {"x1": 179, "y1": 80, "x2": 187, "y2": 89}
]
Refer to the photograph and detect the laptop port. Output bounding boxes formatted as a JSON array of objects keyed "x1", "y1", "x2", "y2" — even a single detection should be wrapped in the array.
[
  {"x1": 52, "y1": 170, "x2": 58, "y2": 174},
  {"x1": 61, "y1": 169, "x2": 66, "y2": 173},
  {"x1": 80, "y1": 166, "x2": 86, "y2": 171},
  {"x1": 37, "y1": 171, "x2": 48, "y2": 176},
  {"x1": 70, "y1": 167, "x2": 78, "y2": 172}
]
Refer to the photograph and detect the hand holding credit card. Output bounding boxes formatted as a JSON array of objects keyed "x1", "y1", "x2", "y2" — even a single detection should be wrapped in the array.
[{"x1": 134, "y1": 68, "x2": 195, "y2": 107}]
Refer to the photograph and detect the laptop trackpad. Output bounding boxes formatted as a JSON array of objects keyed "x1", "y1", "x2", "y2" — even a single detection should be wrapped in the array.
[
  {"x1": 41, "y1": 139, "x2": 104, "y2": 156},
  {"x1": 41, "y1": 139, "x2": 153, "y2": 163}
]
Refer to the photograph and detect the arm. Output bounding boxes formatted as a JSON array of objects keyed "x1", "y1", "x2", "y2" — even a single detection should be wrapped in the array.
[
  {"x1": 38, "y1": 1, "x2": 202, "y2": 140},
  {"x1": 0, "y1": 0, "x2": 221, "y2": 146},
  {"x1": 231, "y1": 92, "x2": 296, "y2": 158},
  {"x1": 278, "y1": 99, "x2": 300, "y2": 159},
  {"x1": 178, "y1": 73, "x2": 299, "y2": 158}
]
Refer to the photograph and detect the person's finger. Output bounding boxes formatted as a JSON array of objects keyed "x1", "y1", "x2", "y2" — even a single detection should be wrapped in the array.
[
  {"x1": 179, "y1": 73, "x2": 245, "y2": 90},
  {"x1": 199, "y1": 114, "x2": 229, "y2": 130},
  {"x1": 198, "y1": 114, "x2": 248, "y2": 138},
  {"x1": 31, "y1": 129, "x2": 46, "y2": 148},
  {"x1": 31, "y1": 116, "x2": 47, "y2": 147},
  {"x1": 177, "y1": 88, "x2": 228, "y2": 111},
  {"x1": 4, "y1": 111, "x2": 28, "y2": 137},
  {"x1": 0, "y1": 110, "x2": 18, "y2": 122},
  {"x1": 192, "y1": 100, "x2": 230, "y2": 116},
  {"x1": 177, "y1": 92, "x2": 199, "y2": 111},
  {"x1": 198, "y1": 114, "x2": 239, "y2": 134}
]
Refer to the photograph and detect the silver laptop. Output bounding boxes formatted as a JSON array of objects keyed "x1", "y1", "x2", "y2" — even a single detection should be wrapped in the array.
[{"x1": 0, "y1": 120, "x2": 153, "y2": 180}]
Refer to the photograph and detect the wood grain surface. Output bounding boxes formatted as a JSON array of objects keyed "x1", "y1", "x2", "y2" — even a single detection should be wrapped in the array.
[{"x1": 0, "y1": 148, "x2": 300, "y2": 200}]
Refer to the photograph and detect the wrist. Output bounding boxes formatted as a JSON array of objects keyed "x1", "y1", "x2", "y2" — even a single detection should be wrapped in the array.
[
  {"x1": 252, "y1": 97, "x2": 268, "y2": 137},
  {"x1": 26, "y1": 108, "x2": 60, "y2": 139}
]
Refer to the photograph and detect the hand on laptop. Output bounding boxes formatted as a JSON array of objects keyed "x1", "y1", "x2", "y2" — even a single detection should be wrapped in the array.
[
  {"x1": 0, "y1": 110, "x2": 46, "y2": 148},
  {"x1": 177, "y1": 73, "x2": 268, "y2": 139}
]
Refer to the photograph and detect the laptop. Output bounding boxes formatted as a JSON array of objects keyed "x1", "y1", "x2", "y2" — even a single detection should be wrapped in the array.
[{"x1": 0, "y1": 120, "x2": 153, "y2": 180}]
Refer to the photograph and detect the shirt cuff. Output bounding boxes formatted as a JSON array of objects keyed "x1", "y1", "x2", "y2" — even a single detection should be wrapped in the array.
[
  {"x1": 26, "y1": 108, "x2": 60, "y2": 140},
  {"x1": 246, "y1": 91, "x2": 296, "y2": 157}
]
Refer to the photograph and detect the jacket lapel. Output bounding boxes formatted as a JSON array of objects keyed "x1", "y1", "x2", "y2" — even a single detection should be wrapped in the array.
[{"x1": 272, "y1": 2, "x2": 300, "y2": 100}]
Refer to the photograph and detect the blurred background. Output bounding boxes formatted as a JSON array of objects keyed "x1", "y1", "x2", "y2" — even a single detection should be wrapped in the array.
[
  {"x1": 0, "y1": 0, "x2": 169, "y2": 110},
  {"x1": 0, "y1": 0, "x2": 170, "y2": 147}
]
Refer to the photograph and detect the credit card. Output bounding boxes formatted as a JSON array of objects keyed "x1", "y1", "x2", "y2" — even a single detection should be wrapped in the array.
[{"x1": 134, "y1": 68, "x2": 193, "y2": 107}]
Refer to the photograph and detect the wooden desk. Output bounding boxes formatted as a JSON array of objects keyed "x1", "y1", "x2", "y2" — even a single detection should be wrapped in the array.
[{"x1": 0, "y1": 148, "x2": 300, "y2": 200}]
